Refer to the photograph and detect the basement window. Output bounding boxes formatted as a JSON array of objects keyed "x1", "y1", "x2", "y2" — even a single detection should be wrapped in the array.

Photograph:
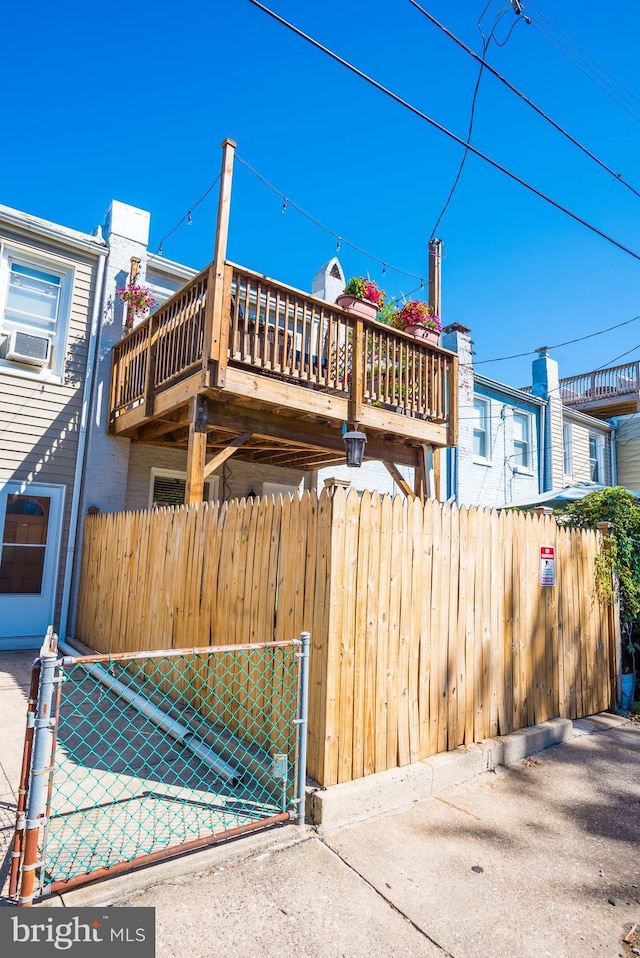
[{"x1": 149, "y1": 469, "x2": 219, "y2": 508}]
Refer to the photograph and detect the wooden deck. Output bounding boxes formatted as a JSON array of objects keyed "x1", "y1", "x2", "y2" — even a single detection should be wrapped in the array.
[
  {"x1": 558, "y1": 361, "x2": 640, "y2": 418},
  {"x1": 109, "y1": 261, "x2": 458, "y2": 479}
]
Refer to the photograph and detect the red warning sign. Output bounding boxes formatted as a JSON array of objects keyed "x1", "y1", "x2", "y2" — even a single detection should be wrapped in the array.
[{"x1": 540, "y1": 546, "x2": 556, "y2": 586}]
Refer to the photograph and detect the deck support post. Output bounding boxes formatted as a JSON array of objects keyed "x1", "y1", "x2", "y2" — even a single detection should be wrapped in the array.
[
  {"x1": 185, "y1": 395, "x2": 208, "y2": 505},
  {"x1": 204, "y1": 137, "x2": 237, "y2": 386},
  {"x1": 414, "y1": 444, "x2": 436, "y2": 501}
]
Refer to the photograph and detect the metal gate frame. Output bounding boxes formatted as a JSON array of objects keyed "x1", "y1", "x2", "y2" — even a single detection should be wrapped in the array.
[{"x1": 11, "y1": 628, "x2": 310, "y2": 905}]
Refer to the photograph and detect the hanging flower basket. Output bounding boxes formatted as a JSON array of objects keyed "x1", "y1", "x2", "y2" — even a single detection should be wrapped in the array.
[{"x1": 117, "y1": 283, "x2": 157, "y2": 319}]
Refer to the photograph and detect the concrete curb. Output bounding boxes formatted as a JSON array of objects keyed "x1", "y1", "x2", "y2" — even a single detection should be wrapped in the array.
[{"x1": 308, "y1": 716, "x2": 578, "y2": 831}]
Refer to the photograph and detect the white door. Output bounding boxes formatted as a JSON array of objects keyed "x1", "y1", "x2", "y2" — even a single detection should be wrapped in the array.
[{"x1": 0, "y1": 481, "x2": 65, "y2": 647}]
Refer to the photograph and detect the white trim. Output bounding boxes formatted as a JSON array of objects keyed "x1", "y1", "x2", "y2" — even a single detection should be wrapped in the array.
[
  {"x1": 0, "y1": 204, "x2": 106, "y2": 258},
  {"x1": 563, "y1": 422, "x2": 573, "y2": 479},
  {"x1": 473, "y1": 397, "x2": 490, "y2": 462},
  {"x1": 0, "y1": 240, "x2": 76, "y2": 380},
  {"x1": 512, "y1": 410, "x2": 532, "y2": 470}
]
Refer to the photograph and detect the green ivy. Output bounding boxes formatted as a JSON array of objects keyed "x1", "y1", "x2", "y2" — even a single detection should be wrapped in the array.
[{"x1": 557, "y1": 486, "x2": 640, "y2": 622}]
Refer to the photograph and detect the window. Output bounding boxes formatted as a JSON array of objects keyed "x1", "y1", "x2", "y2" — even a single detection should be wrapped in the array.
[
  {"x1": 563, "y1": 424, "x2": 573, "y2": 477},
  {"x1": 149, "y1": 470, "x2": 219, "y2": 508},
  {"x1": 0, "y1": 494, "x2": 50, "y2": 594},
  {"x1": 0, "y1": 245, "x2": 74, "y2": 379},
  {"x1": 513, "y1": 412, "x2": 531, "y2": 469},
  {"x1": 473, "y1": 398, "x2": 489, "y2": 460},
  {"x1": 589, "y1": 435, "x2": 603, "y2": 482}
]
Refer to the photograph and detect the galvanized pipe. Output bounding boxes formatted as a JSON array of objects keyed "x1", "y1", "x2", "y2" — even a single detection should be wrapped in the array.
[
  {"x1": 19, "y1": 630, "x2": 58, "y2": 906},
  {"x1": 296, "y1": 632, "x2": 311, "y2": 825},
  {"x1": 8, "y1": 661, "x2": 41, "y2": 897},
  {"x1": 57, "y1": 639, "x2": 242, "y2": 785}
]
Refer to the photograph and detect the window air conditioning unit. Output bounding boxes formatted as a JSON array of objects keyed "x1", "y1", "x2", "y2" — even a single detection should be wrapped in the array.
[{"x1": 5, "y1": 329, "x2": 51, "y2": 367}]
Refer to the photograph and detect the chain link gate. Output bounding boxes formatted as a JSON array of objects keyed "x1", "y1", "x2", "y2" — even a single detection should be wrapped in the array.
[{"x1": 10, "y1": 629, "x2": 310, "y2": 905}]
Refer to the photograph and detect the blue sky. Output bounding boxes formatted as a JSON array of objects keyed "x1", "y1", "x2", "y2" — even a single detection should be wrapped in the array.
[{"x1": 4, "y1": 0, "x2": 640, "y2": 387}]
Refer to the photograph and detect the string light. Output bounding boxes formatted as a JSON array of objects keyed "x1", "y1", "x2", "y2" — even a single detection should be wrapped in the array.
[
  {"x1": 382, "y1": 264, "x2": 386, "y2": 275},
  {"x1": 236, "y1": 154, "x2": 427, "y2": 284},
  {"x1": 282, "y1": 198, "x2": 288, "y2": 213},
  {"x1": 148, "y1": 173, "x2": 221, "y2": 260}
]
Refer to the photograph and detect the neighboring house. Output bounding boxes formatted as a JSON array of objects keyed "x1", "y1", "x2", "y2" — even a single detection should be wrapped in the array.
[
  {"x1": 0, "y1": 203, "x2": 107, "y2": 649},
  {"x1": 616, "y1": 413, "x2": 640, "y2": 489},
  {"x1": 549, "y1": 359, "x2": 640, "y2": 492},
  {"x1": 441, "y1": 324, "x2": 545, "y2": 508}
]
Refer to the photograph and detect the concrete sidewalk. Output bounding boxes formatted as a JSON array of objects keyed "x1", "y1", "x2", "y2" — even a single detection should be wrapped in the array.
[
  {"x1": 2, "y1": 651, "x2": 639, "y2": 957},
  {"x1": 99, "y1": 722, "x2": 640, "y2": 958}
]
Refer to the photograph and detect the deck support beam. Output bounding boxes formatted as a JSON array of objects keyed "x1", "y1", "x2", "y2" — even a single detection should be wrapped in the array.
[
  {"x1": 384, "y1": 462, "x2": 415, "y2": 499},
  {"x1": 203, "y1": 433, "x2": 253, "y2": 479}
]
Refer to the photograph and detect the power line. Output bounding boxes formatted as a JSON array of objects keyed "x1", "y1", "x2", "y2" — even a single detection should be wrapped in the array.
[
  {"x1": 236, "y1": 155, "x2": 428, "y2": 284},
  {"x1": 248, "y1": 0, "x2": 640, "y2": 265},
  {"x1": 409, "y1": 0, "x2": 640, "y2": 202},
  {"x1": 524, "y1": 0, "x2": 640, "y2": 119},
  {"x1": 461, "y1": 313, "x2": 640, "y2": 368},
  {"x1": 428, "y1": 6, "x2": 498, "y2": 238}
]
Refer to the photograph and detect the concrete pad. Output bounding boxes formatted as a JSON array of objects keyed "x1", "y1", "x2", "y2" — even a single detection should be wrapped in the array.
[
  {"x1": 42, "y1": 823, "x2": 313, "y2": 909},
  {"x1": 573, "y1": 711, "x2": 631, "y2": 735},
  {"x1": 326, "y1": 723, "x2": 640, "y2": 958},
  {"x1": 114, "y1": 837, "x2": 444, "y2": 958}
]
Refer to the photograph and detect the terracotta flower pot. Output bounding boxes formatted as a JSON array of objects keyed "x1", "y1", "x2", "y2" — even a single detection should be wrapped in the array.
[
  {"x1": 405, "y1": 324, "x2": 440, "y2": 346},
  {"x1": 335, "y1": 294, "x2": 379, "y2": 322}
]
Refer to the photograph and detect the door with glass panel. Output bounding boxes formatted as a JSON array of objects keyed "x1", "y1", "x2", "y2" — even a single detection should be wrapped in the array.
[{"x1": 0, "y1": 482, "x2": 64, "y2": 640}]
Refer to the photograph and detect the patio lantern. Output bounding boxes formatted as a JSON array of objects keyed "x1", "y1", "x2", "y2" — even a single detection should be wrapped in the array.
[{"x1": 343, "y1": 430, "x2": 367, "y2": 468}]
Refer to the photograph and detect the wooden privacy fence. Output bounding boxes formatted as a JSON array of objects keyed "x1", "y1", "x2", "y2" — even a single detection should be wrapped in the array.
[{"x1": 76, "y1": 489, "x2": 615, "y2": 787}]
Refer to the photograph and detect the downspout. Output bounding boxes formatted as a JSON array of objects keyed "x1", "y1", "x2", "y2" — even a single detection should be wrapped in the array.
[
  {"x1": 58, "y1": 250, "x2": 107, "y2": 641},
  {"x1": 610, "y1": 421, "x2": 618, "y2": 485},
  {"x1": 538, "y1": 403, "x2": 546, "y2": 492}
]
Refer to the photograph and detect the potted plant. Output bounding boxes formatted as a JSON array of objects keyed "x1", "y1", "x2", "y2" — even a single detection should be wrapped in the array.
[
  {"x1": 336, "y1": 277, "x2": 385, "y2": 321},
  {"x1": 391, "y1": 300, "x2": 442, "y2": 345}
]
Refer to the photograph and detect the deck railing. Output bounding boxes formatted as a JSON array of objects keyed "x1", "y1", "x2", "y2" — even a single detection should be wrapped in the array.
[
  {"x1": 110, "y1": 261, "x2": 455, "y2": 428},
  {"x1": 558, "y1": 361, "x2": 640, "y2": 406}
]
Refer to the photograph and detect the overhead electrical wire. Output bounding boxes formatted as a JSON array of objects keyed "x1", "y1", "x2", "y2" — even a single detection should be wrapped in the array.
[
  {"x1": 523, "y1": 2, "x2": 640, "y2": 123},
  {"x1": 248, "y1": 0, "x2": 640, "y2": 265},
  {"x1": 408, "y1": 0, "x2": 640, "y2": 202},
  {"x1": 427, "y1": 3, "x2": 500, "y2": 238},
  {"x1": 463, "y1": 312, "x2": 640, "y2": 368}
]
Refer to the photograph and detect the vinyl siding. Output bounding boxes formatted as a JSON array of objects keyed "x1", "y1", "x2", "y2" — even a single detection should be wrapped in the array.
[
  {"x1": 0, "y1": 225, "x2": 102, "y2": 630},
  {"x1": 616, "y1": 415, "x2": 640, "y2": 489}
]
